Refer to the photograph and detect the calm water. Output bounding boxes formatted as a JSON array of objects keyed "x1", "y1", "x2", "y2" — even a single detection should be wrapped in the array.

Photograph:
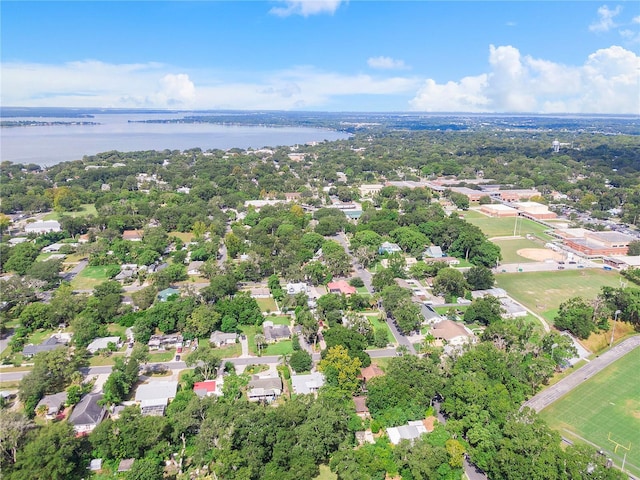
[{"x1": 0, "y1": 113, "x2": 350, "y2": 166}]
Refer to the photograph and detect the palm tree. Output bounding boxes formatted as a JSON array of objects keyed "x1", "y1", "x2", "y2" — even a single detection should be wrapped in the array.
[{"x1": 254, "y1": 334, "x2": 266, "y2": 356}]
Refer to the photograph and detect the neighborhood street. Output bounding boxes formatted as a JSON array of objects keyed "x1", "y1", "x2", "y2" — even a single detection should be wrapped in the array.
[{"x1": 336, "y1": 233, "x2": 417, "y2": 355}]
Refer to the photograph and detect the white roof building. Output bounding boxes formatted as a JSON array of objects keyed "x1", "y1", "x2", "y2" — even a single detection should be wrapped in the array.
[
  {"x1": 24, "y1": 220, "x2": 61, "y2": 234},
  {"x1": 87, "y1": 336, "x2": 122, "y2": 354},
  {"x1": 135, "y1": 381, "x2": 178, "y2": 416},
  {"x1": 387, "y1": 420, "x2": 428, "y2": 445}
]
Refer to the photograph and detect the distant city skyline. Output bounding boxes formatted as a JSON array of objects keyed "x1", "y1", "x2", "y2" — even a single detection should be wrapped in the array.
[{"x1": 2, "y1": 1, "x2": 639, "y2": 114}]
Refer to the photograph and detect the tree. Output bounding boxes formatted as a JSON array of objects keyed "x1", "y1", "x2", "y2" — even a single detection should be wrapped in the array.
[
  {"x1": 126, "y1": 457, "x2": 164, "y2": 480},
  {"x1": 318, "y1": 345, "x2": 362, "y2": 395},
  {"x1": 464, "y1": 265, "x2": 495, "y2": 290},
  {"x1": 185, "y1": 342, "x2": 221, "y2": 380},
  {"x1": 10, "y1": 422, "x2": 85, "y2": 480},
  {"x1": 0, "y1": 411, "x2": 33, "y2": 466},
  {"x1": 432, "y1": 267, "x2": 467, "y2": 299},
  {"x1": 289, "y1": 350, "x2": 312, "y2": 373},
  {"x1": 184, "y1": 304, "x2": 221, "y2": 338},
  {"x1": 131, "y1": 285, "x2": 158, "y2": 310},
  {"x1": 26, "y1": 259, "x2": 63, "y2": 287},
  {"x1": 554, "y1": 297, "x2": 596, "y2": 339},
  {"x1": 4, "y1": 242, "x2": 39, "y2": 275},
  {"x1": 628, "y1": 240, "x2": 640, "y2": 256},
  {"x1": 463, "y1": 296, "x2": 503, "y2": 326}
]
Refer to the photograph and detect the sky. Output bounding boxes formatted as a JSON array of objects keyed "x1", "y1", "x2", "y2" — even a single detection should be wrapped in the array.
[{"x1": 1, "y1": 1, "x2": 639, "y2": 114}]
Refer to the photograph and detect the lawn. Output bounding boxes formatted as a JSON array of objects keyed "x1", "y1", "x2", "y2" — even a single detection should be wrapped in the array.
[
  {"x1": 540, "y1": 347, "x2": 640, "y2": 478},
  {"x1": 462, "y1": 210, "x2": 553, "y2": 240},
  {"x1": 363, "y1": 313, "x2": 394, "y2": 347},
  {"x1": 356, "y1": 286, "x2": 371, "y2": 296},
  {"x1": 262, "y1": 340, "x2": 293, "y2": 356},
  {"x1": 43, "y1": 204, "x2": 98, "y2": 221},
  {"x1": 212, "y1": 342, "x2": 242, "y2": 358},
  {"x1": 495, "y1": 269, "x2": 622, "y2": 323},
  {"x1": 256, "y1": 297, "x2": 278, "y2": 313},
  {"x1": 240, "y1": 325, "x2": 260, "y2": 355},
  {"x1": 148, "y1": 350, "x2": 176, "y2": 363},
  {"x1": 314, "y1": 465, "x2": 337, "y2": 480},
  {"x1": 169, "y1": 231, "x2": 194, "y2": 243},
  {"x1": 70, "y1": 265, "x2": 118, "y2": 290},
  {"x1": 491, "y1": 237, "x2": 545, "y2": 263},
  {"x1": 266, "y1": 315, "x2": 291, "y2": 326}
]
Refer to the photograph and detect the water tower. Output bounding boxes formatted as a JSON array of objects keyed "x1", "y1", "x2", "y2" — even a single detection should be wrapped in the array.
[{"x1": 552, "y1": 140, "x2": 560, "y2": 153}]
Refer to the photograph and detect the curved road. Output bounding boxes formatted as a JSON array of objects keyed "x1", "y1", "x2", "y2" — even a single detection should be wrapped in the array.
[{"x1": 523, "y1": 335, "x2": 640, "y2": 413}]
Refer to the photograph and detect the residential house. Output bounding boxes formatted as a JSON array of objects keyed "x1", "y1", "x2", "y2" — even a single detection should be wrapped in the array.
[
  {"x1": 117, "y1": 459, "x2": 135, "y2": 473},
  {"x1": 359, "y1": 184, "x2": 384, "y2": 198},
  {"x1": 42, "y1": 243, "x2": 64, "y2": 253},
  {"x1": 247, "y1": 375, "x2": 283, "y2": 403},
  {"x1": 146, "y1": 262, "x2": 169, "y2": 274},
  {"x1": 286, "y1": 282, "x2": 308, "y2": 295},
  {"x1": 157, "y1": 287, "x2": 180, "y2": 302},
  {"x1": 148, "y1": 334, "x2": 183, "y2": 350},
  {"x1": 122, "y1": 230, "x2": 143, "y2": 242},
  {"x1": 291, "y1": 372, "x2": 325, "y2": 395},
  {"x1": 68, "y1": 393, "x2": 106, "y2": 434},
  {"x1": 386, "y1": 419, "x2": 434, "y2": 445},
  {"x1": 263, "y1": 322, "x2": 291, "y2": 343},
  {"x1": 87, "y1": 336, "x2": 122, "y2": 354},
  {"x1": 249, "y1": 287, "x2": 271, "y2": 298},
  {"x1": 359, "y1": 365, "x2": 384, "y2": 384},
  {"x1": 209, "y1": 331, "x2": 238, "y2": 347},
  {"x1": 35, "y1": 391, "x2": 67, "y2": 419},
  {"x1": 422, "y1": 256, "x2": 460, "y2": 266},
  {"x1": 89, "y1": 459, "x2": 103, "y2": 472},
  {"x1": 353, "y1": 396, "x2": 370, "y2": 419},
  {"x1": 378, "y1": 241, "x2": 402, "y2": 255},
  {"x1": 327, "y1": 280, "x2": 357, "y2": 296},
  {"x1": 284, "y1": 192, "x2": 302, "y2": 202},
  {"x1": 134, "y1": 380, "x2": 178, "y2": 416},
  {"x1": 193, "y1": 380, "x2": 222, "y2": 398},
  {"x1": 24, "y1": 220, "x2": 61, "y2": 234},
  {"x1": 424, "y1": 246, "x2": 445, "y2": 258},
  {"x1": 355, "y1": 430, "x2": 376, "y2": 445},
  {"x1": 430, "y1": 320, "x2": 475, "y2": 346},
  {"x1": 187, "y1": 261, "x2": 204, "y2": 275},
  {"x1": 22, "y1": 333, "x2": 71, "y2": 358}
]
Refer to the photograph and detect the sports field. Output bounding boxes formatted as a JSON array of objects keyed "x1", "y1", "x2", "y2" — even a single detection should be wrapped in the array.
[
  {"x1": 462, "y1": 209, "x2": 553, "y2": 240},
  {"x1": 495, "y1": 269, "x2": 622, "y2": 323},
  {"x1": 491, "y1": 237, "x2": 543, "y2": 263},
  {"x1": 540, "y1": 347, "x2": 640, "y2": 477}
]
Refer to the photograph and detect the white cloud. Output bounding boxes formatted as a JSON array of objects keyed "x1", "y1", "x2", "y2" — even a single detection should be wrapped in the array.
[
  {"x1": 269, "y1": 0, "x2": 344, "y2": 17},
  {"x1": 367, "y1": 56, "x2": 409, "y2": 70},
  {"x1": 589, "y1": 5, "x2": 622, "y2": 32},
  {"x1": 410, "y1": 45, "x2": 640, "y2": 114},
  {"x1": 633, "y1": 16, "x2": 640, "y2": 24}
]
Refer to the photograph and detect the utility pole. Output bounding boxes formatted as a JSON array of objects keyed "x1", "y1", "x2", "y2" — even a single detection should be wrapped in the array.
[{"x1": 609, "y1": 310, "x2": 621, "y2": 348}]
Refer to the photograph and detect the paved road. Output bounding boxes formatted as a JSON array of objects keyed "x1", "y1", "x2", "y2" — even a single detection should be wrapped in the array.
[
  {"x1": 522, "y1": 335, "x2": 640, "y2": 413},
  {"x1": 61, "y1": 259, "x2": 88, "y2": 283},
  {"x1": 335, "y1": 233, "x2": 416, "y2": 355}
]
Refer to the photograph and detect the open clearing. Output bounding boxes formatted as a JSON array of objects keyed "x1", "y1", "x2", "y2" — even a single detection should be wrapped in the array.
[
  {"x1": 462, "y1": 209, "x2": 553, "y2": 240},
  {"x1": 43, "y1": 204, "x2": 98, "y2": 221},
  {"x1": 70, "y1": 265, "x2": 117, "y2": 290},
  {"x1": 495, "y1": 269, "x2": 622, "y2": 323},
  {"x1": 540, "y1": 347, "x2": 640, "y2": 477}
]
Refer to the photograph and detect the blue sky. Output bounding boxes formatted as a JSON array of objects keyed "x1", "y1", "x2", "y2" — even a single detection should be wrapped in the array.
[{"x1": 2, "y1": 1, "x2": 639, "y2": 113}]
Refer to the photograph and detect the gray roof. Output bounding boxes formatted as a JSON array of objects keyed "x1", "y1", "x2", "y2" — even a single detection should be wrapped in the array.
[
  {"x1": 209, "y1": 331, "x2": 238, "y2": 344},
  {"x1": 291, "y1": 372, "x2": 325, "y2": 395},
  {"x1": 87, "y1": 336, "x2": 121, "y2": 354},
  {"x1": 22, "y1": 335, "x2": 69, "y2": 356},
  {"x1": 135, "y1": 381, "x2": 178, "y2": 404},
  {"x1": 248, "y1": 375, "x2": 283, "y2": 391},
  {"x1": 68, "y1": 393, "x2": 105, "y2": 426},
  {"x1": 36, "y1": 391, "x2": 67, "y2": 415},
  {"x1": 264, "y1": 325, "x2": 290, "y2": 342}
]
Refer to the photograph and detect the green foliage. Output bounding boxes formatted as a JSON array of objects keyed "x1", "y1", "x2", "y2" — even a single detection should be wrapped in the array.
[
  {"x1": 289, "y1": 350, "x2": 312, "y2": 373},
  {"x1": 554, "y1": 296, "x2": 596, "y2": 339},
  {"x1": 463, "y1": 296, "x2": 503, "y2": 326}
]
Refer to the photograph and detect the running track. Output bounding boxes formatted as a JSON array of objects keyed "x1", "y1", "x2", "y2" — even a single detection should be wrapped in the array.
[{"x1": 522, "y1": 335, "x2": 640, "y2": 413}]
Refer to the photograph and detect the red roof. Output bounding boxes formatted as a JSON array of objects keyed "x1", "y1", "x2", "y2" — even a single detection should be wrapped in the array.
[
  {"x1": 193, "y1": 381, "x2": 216, "y2": 392},
  {"x1": 327, "y1": 280, "x2": 357, "y2": 295}
]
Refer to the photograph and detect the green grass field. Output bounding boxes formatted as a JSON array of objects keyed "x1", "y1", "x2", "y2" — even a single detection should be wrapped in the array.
[
  {"x1": 462, "y1": 209, "x2": 553, "y2": 240},
  {"x1": 540, "y1": 347, "x2": 640, "y2": 477},
  {"x1": 495, "y1": 269, "x2": 622, "y2": 322},
  {"x1": 263, "y1": 340, "x2": 293, "y2": 356},
  {"x1": 363, "y1": 312, "x2": 394, "y2": 347},
  {"x1": 43, "y1": 204, "x2": 97, "y2": 221},
  {"x1": 266, "y1": 315, "x2": 291, "y2": 326},
  {"x1": 491, "y1": 237, "x2": 544, "y2": 263},
  {"x1": 70, "y1": 265, "x2": 118, "y2": 290},
  {"x1": 256, "y1": 297, "x2": 278, "y2": 312}
]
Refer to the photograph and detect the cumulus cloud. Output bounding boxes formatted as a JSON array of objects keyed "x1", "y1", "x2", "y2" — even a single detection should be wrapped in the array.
[
  {"x1": 270, "y1": 0, "x2": 344, "y2": 17},
  {"x1": 367, "y1": 56, "x2": 409, "y2": 70},
  {"x1": 589, "y1": 5, "x2": 622, "y2": 32},
  {"x1": 1, "y1": 60, "x2": 198, "y2": 108},
  {"x1": 410, "y1": 45, "x2": 640, "y2": 114}
]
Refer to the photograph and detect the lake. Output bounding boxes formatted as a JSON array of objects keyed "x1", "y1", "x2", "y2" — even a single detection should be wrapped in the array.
[{"x1": 0, "y1": 113, "x2": 350, "y2": 166}]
